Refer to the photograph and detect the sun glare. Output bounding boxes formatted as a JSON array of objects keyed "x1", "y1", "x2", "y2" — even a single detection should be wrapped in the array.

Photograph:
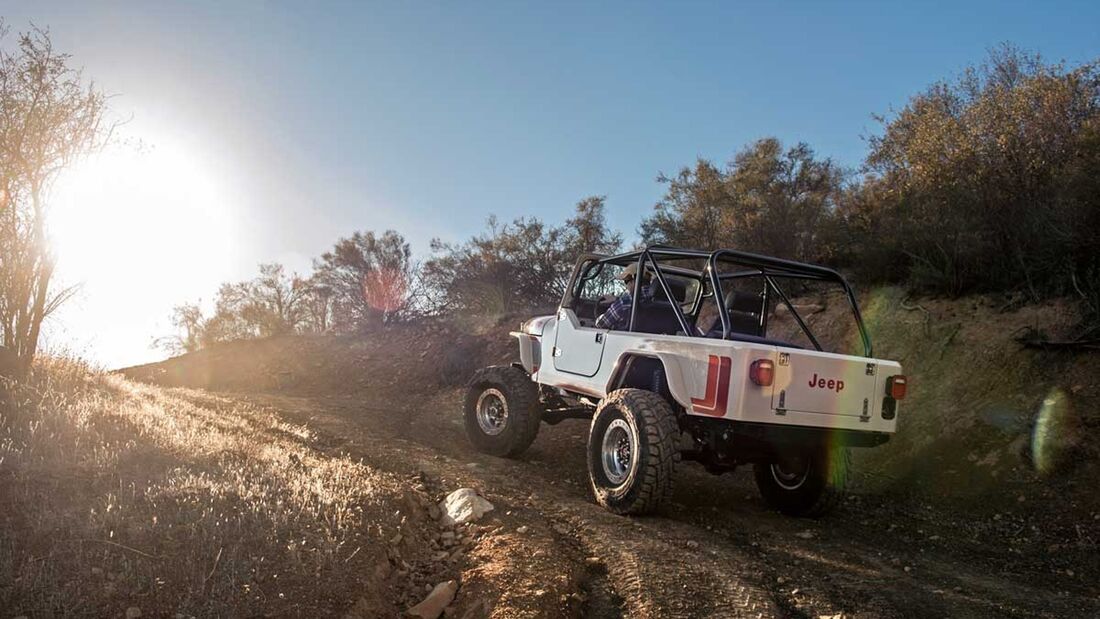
[{"x1": 47, "y1": 132, "x2": 241, "y2": 367}]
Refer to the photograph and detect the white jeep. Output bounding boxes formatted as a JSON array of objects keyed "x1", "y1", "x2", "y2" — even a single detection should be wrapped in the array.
[{"x1": 464, "y1": 246, "x2": 907, "y2": 517}]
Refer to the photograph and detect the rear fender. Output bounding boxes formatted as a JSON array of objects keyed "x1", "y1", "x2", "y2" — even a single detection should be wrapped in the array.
[{"x1": 605, "y1": 352, "x2": 694, "y2": 411}]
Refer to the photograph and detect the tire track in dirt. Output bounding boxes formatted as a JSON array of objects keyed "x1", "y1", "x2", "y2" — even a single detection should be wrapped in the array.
[
  {"x1": 232, "y1": 391, "x2": 780, "y2": 617},
  {"x1": 228, "y1": 389, "x2": 1100, "y2": 618}
]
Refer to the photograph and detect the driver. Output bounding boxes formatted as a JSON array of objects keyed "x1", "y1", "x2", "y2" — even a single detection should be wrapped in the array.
[{"x1": 595, "y1": 263, "x2": 653, "y2": 330}]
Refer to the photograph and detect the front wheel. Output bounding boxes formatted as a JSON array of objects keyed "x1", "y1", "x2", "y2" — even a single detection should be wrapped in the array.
[
  {"x1": 753, "y1": 447, "x2": 850, "y2": 517},
  {"x1": 587, "y1": 389, "x2": 680, "y2": 515},
  {"x1": 464, "y1": 366, "x2": 541, "y2": 458}
]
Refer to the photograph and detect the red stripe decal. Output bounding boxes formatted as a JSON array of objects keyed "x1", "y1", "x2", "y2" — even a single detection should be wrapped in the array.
[{"x1": 691, "y1": 355, "x2": 732, "y2": 417}]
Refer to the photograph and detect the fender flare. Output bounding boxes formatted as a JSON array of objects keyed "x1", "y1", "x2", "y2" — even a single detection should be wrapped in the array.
[{"x1": 605, "y1": 351, "x2": 694, "y2": 411}]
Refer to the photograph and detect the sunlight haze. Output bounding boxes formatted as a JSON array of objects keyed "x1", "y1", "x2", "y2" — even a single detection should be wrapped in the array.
[
  {"x1": 6, "y1": 0, "x2": 1099, "y2": 367},
  {"x1": 47, "y1": 127, "x2": 243, "y2": 367},
  {"x1": 3, "y1": 3, "x2": 1100, "y2": 617}
]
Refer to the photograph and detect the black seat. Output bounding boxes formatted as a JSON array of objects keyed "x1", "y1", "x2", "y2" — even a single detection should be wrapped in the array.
[
  {"x1": 651, "y1": 277, "x2": 687, "y2": 305},
  {"x1": 724, "y1": 290, "x2": 763, "y2": 336},
  {"x1": 630, "y1": 281, "x2": 684, "y2": 335},
  {"x1": 632, "y1": 298, "x2": 682, "y2": 335},
  {"x1": 703, "y1": 290, "x2": 800, "y2": 347}
]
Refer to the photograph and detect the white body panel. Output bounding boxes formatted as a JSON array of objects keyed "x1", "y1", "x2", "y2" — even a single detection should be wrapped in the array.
[
  {"x1": 552, "y1": 312, "x2": 606, "y2": 376},
  {"x1": 515, "y1": 310, "x2": 902, "y2": 434}
]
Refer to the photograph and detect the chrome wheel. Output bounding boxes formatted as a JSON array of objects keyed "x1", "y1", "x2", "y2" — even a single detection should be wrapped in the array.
[
  {"x1": 770, "y1": 458, "x2": 811, "y2": 490},
  {"x1": 601, "y1": 418, "x2": 635, "y2": 486},
  {"x1": 476, "y1": 389, "x2": 508, "y2": 436}
]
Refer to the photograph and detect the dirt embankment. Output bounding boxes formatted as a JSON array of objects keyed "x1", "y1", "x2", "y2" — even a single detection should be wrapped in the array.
[
  {"x1": 767, "y1": 288, "x2": 1100, "y2": 507},
  {"x1": 109, "y1": 290, "x2": 1100, "y2": 617}
]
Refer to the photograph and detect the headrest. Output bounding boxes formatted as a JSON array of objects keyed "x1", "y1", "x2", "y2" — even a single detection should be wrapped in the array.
[
  {"x1": 647, "y1": 277, "x2": 687, "y2": 304},
  {"x1": 724, "y1": 290, "x2": 762, "y2": 314}
]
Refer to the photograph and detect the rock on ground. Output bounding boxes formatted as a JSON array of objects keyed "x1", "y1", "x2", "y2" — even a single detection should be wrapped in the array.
[
  {"x1": 439, "y1": 488, "x2": 494, "y2": 526},
  {"x1": 406, "y1": 580, "x2": 458, "y2": 619}
]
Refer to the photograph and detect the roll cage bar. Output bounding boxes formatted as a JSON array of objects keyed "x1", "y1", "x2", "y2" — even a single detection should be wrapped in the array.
[{"x1": 562, "y1": 245, "x2": 873, "y2": 358}]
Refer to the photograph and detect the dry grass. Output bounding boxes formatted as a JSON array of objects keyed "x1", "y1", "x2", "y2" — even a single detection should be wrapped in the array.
[{"x1": 0, "y1": 356, "x2": 419, "y2": 617}]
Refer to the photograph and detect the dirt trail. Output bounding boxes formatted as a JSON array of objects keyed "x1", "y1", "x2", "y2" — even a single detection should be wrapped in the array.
[
  {"x1": 223, "y1": 387, "x2": 1099, "y2": 619},
  {"x1": 121, "y1": 299, "x2": 1100, "y2": 617}
]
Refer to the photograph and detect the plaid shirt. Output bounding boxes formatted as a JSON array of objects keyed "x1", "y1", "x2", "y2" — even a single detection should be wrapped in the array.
[{"x1": 595, "y1": 285, "x2": 654, "y2": 330}]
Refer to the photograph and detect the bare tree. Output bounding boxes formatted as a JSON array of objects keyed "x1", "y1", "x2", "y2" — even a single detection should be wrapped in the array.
[
  {"x1": 0, "y1": 24, "x2": 111, "y2": 376},
  {"x1": 299, "y1": 274, "x2": 335, "y2": 333},
  {"x1": 245, "y1": 263, "x2": 310, "y2": 335},
  {"x1": 153, "y1": 302, "x2": 205, "y2": 356}
]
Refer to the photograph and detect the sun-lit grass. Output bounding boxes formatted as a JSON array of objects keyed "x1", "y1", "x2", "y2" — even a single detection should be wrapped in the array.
[{"x1": 0, "y1": 357, "x2": 414, "y2": 616}]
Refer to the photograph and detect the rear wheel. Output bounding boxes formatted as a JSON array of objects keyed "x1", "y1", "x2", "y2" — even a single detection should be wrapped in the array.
[
  {"x1": 587, "y1": 389, "x2": 680, "y2": 515},
  {"x1": 753, "y1": 447, "x2": 849, "y2": 517},
  {"x1": 464, "y1": 366, "x2": 541, "y2": 457}
]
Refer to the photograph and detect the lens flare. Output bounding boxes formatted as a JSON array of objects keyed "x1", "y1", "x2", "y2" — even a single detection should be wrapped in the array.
[{"x1": 1030, "y1": 387, "x2": 1078, "y2": 475}]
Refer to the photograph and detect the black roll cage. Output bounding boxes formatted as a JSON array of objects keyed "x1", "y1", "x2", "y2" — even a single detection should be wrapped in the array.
[{"x1": 561, "y1": 245, "x2": 873, "y2": 358}]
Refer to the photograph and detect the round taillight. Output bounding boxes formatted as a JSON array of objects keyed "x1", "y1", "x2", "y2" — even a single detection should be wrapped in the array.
[{"x1": 749, "y1": 359, "x2": 774, "y2": 387}]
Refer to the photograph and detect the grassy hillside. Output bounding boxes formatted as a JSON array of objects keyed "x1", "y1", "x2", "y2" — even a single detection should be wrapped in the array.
[{"x1": 0, "y1": 358, "x2": 441, "y2": 616}]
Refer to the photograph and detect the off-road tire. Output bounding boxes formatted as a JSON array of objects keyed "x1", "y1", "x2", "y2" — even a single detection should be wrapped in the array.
[
  {"x1": 464, "y1": 366, "x2": 541, "y2": 458},
  {"x1": 753, "y1": 447, "x2": 850, "y2": 517},
  {"x1": 587, "y1": 389, "x2": 680, "y2": 515}
]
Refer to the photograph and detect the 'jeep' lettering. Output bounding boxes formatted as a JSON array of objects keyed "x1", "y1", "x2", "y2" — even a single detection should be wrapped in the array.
[{"x1": 808, "y1": 373, "x2": 845, "y2": 393}]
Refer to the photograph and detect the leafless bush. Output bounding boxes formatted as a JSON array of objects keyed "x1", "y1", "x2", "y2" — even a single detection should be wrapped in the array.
[{"x1": 0, "y1": 24, "x2": 113, "y2": 376}]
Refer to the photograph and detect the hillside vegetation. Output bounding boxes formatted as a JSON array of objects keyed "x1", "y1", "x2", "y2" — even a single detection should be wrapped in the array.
[
  {"x1": 0, "y1": 358, "x2": 446, "y2": 616},
  {"x1": 127, "y1": 289, "x2": 1099, "y2": 513}
]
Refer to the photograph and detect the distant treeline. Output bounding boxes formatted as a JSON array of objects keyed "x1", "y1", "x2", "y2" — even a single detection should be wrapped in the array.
[{"x1": 162, "y1": 45, "x2": 1100, "y2": 353}]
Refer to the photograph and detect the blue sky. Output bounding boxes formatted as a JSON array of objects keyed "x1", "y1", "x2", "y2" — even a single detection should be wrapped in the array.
[{"x1": 4, "y1": 1, "x2": 1099, "y2": 366}]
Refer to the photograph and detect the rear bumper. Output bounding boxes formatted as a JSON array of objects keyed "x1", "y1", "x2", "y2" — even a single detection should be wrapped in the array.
[
  {"x1": 687, "y1": 416, "x2": 891, "y2": 450},
  {"x1": 730, "y1": 419, "x2": 891, "y2": 449}
]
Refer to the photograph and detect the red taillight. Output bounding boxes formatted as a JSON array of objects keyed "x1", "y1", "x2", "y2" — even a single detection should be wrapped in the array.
[
  {"x1": 887, "y1": 375, "x2": 907, "y2": 400},
  {"x1": 749, "y1": 359, "x2": 774, "y2": 386}
]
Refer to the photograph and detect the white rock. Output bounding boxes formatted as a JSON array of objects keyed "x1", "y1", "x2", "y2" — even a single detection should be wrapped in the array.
[
  {"x1": 439, "y1": 489, "x2": 494, "y2": 526},
  {"x1": 406, "y1": 580, "x2": 458, "y2": 619}
]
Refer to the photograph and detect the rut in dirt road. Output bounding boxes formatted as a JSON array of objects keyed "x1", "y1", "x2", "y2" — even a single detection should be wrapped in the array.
[
  {"x1": 243, "y1": 392, "x2": 780, "y2": 617},
  {"x1": 232, "y1": 388, "x2": 1100, "y2": 619}
]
